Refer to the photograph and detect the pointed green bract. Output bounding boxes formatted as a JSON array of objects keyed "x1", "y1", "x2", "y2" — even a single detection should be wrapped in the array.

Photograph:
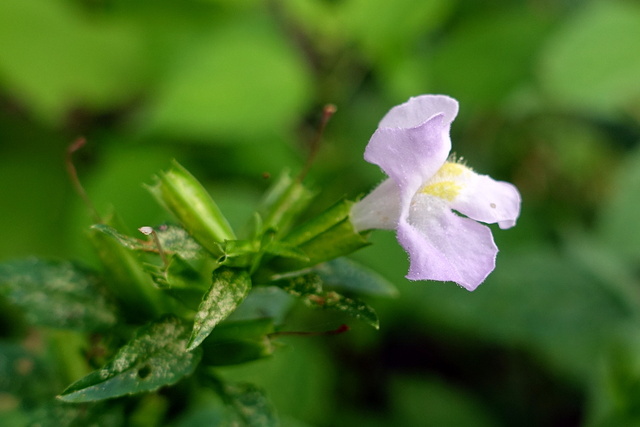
[
  {"x1": 262, "y1": 240, "x2": 309, "y2": 262},
  {"x1": 58, "y1": 316, "x2": 201, "y2": 402},
  {"x1": 258, "y1": 171, "x2": 314, "y2": 237},
  {"x1": 187, "y1": 268, "x2": 252, "y2": 351},
  {"x1": 0, "y1": 258, "x2": 117, "y2": 331},
  {"x1": 281, "y1": 199, "x2": 355, "y2": 247},
  {"x1": 148, "y1": 161, "x2": 236, "y2": 257},
  {"x1": 270, "y1": 199, "x2": 371, "y2": 271}
]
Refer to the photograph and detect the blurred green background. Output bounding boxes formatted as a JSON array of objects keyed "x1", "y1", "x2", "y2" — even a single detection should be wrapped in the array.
[{"x1": 2, "y1": 0, "x2": 640, "y2": 425}]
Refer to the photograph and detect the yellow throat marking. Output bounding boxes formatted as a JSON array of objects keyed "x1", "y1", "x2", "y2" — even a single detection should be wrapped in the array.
[{"x1": 419, "y1": 162, "x2": 469, "y2": 202}]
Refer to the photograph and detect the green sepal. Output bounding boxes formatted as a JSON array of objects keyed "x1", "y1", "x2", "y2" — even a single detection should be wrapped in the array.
[
  {"x1": 271, "y1": 199, "x2": 370, "y2": 271},
  {"x1": 147, "y1": 161, "x2": 235, "y2": 257},
  {"x1": 88, "y1": 223, "x2": 163, "y2": 322},
  {"x1": 187, "y1": 267, "x2": 252, "y2": 351},
  {"x1": 276, "y1": 273, "x2": 379, "y2": 329},
  {"x1": 201, "y1": 318, "x2": 275, "y2": 366},
  {"x1": 258, "y1": 171, "x2": 314, "y2": 237},
  {"x1": 220, "y1": 237, "x2": 309, "y2": 270},
  {"x1": 0, "y1": 258, "x2": 117, "y2": 331},
  {"x1": 218, "y1": 239, "x2": 257, "y2": 268},
  {"x1": 58, "y1": 316, "x2": 202, "y2": 403},
  {"x1": 263, "y1": 240, "x2": 309, "y2": 262}
]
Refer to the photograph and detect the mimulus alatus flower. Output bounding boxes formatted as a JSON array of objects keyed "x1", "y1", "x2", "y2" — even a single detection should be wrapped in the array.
[{"x1": 351, "y1": 95, "x2": 521, "y2": 291}]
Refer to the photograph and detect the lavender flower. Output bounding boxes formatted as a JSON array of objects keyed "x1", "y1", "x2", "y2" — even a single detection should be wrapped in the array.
[{"x1": 351, "y1": 95, "x2": 521, "y2": 291}]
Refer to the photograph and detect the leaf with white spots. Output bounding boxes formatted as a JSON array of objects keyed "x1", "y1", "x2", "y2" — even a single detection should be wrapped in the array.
[
  {"x1": 58, "y1": 316, "x2": 201, "y2": 402},
  {"x1": 314, "y1": 257, "x2": 398, "y2": 297},
  {"x1": 91, "y1": 224, "x2": 206, "y2": 261},
  {"x1": 0, "y1": 258, "x2": 117, "y2": 331},
  {"x1": 277, "y1": 273, "x2": 380, "y2": 329},
  {"x1": 187, "y1": 268, "x2": 252, "y2": 351},
  {"x1": 224, "y1": 382, "x2": 278, "y2": 427}
]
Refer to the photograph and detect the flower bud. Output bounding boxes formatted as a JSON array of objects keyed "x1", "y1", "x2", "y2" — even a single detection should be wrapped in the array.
[{"x1": 148, "y1": 161, "x2": 235, "y2": 257}]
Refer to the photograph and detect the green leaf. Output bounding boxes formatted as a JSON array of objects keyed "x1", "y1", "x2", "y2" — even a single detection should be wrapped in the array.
[
  {"x1": 29, "y1": 401, "x2": 125, "y2": 427},
  {"x1": 587, "y1": 336, "x2": 640, "y2": 426},
  {"x1": 342, "y1": 0, "x2": 452, "y2": 63},
  {"x1": 187, "y1": 268, "x2": 252, "y2": 351},
  {"x1": 389, "y1": 375, "x2": 498, "y2": 427},
  {"x1": 431, "y1": 6, "x2": 551, "y2": 108},
  {"x1": 146, "y1": 15, "x2": 311, "y2": 141},
  {"x1": 93, "y1": 223, "x2": 209, "y2": 262},
  {"x1": 59, "y1": 316, "x2": 201, "y2": 402},
  {"x1": 540, "y1": 1, "x2": 640, "y2": 113},
  {"x1": 0, "y1": 258, "x2": 117, "y2": 331},
  {"x1": 223, "y1": 382, "x2": 278, "y2": 427},
  {"x1": 91, "y1": 224, "x2": 144, "y2": 251},
  {"x1": 0, "y1": 342, "x2": 58, "y2": 401},
  {"x1": 89, "y1": 224, "x2": 163, "y2": 321},
  {"x1": 304, "y1": 290, "x2": 379, "y2": 330},
  {"x1": 152, "y1": 224, "x2": 208, "y2": 261},
  {"x1": 92, "y1": 222, "x2": 215, "y2": 310},
  {"x1": 201, "y1": 318, "x2": 275, "y2": 366},
  {"x1": 0, "y1": 0, "x2": 145, "y2": 122},
  {"x1": 314, "y1": 257, "x2": 398, "y2": 297},
  {"x1": 278, "y1": 273, "x2": 379, "y2": 329},
  {"x1": 598, "y1": 146, "x2": 640, "y2": 263}
]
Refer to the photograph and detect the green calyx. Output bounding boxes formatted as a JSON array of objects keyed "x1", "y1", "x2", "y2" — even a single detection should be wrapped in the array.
[{"x1": 147, "y1": 160, "x2": 236, "y2": 257}]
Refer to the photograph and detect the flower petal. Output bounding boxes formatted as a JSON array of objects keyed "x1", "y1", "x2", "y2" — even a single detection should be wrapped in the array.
[
  {"x1": 398, "y1": 195, "x2": 498, "y2": 291},
  {"x1": 351, "y1": 178, "x2": 400, "y2": 231},
  {"x1": 365, "y1": 114, "x2": 452, "y2": 193},
  {"x1": 379, "y1": 95, "x2": 459, "y2": 129},
  {"x1": 451, "y1": 173, "x2": 521, "y2": 229}
]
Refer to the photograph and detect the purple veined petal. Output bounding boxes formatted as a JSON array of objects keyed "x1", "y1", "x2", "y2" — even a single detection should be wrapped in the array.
[
  {"x1": 365, "y1": 114, "x2": 452, "y2": 192},
  {"x1": 351, "y1": 178, "x2": 401, "y2": 232},
  {"x1": 398, "y1": 194, "x2": 498, "y2": 291},
  {"x1": 451, "y1": 173, "x2": 521, "y2": 229},
  {"x1": 379, "y1": 95, "x2": 459, "y2": 129}
]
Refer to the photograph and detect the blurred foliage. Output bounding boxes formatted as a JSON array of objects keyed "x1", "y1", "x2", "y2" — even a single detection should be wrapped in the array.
[{"x1": 1, "y1": 0, "x2": 640, "y2": 425}]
